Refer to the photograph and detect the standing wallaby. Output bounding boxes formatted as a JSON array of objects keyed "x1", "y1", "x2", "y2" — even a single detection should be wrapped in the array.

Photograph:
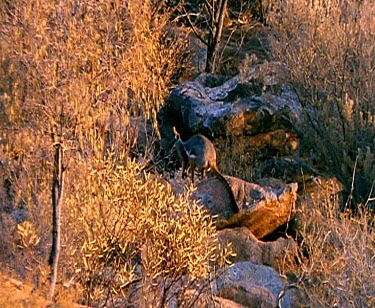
[
  {"x1": 173, "y1": 127, "x2": 238, "y2": 213},
  {"x1": 173, "y1": 127, "x2": 190, "y2": 179}
]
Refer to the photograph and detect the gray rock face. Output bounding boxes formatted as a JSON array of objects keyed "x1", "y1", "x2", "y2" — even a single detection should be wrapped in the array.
[
  {"x1": 164, "y1": 62, "x2": 303, "y2": 158},
  {"x1": 215, "y1": 262, "x2": 295, "y2": 308},
  {"x1": 218, "y1": 227, "x2": 295, "y2": 267}
]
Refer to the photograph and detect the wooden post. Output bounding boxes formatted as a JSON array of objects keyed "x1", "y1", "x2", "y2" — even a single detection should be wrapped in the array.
[{"x1": 48, "y1": 139, "x2": 65, "y2": 301}]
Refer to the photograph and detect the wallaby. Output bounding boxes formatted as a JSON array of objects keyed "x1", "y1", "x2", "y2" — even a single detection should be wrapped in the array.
[
  {"x1": 173, "y1": 127, "x2": 238, "y2": 213},
  {"x1": 173, "y1": 127, "x2": 190, "y2": 179}
]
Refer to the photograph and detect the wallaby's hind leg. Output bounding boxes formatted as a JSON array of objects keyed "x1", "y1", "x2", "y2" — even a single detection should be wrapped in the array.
[
  {"x1": 181, "y1": 160, "x2": 187, "y2": 179},
  {"x1": 201, "y1": 168, "x2": 206, "y2": 180},
  {"x1": 190, "y1": 161, "x2": 196, "y2": 183}
]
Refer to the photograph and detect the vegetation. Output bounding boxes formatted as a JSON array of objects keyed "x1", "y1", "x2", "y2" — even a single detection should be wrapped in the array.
[
  {"x1": 66, "y1": 157, "x2": 230, "y2": 306},
  {"x1": 266, "y1": 1, "x2": 375, "y2": 306},
  {"x1": 0, "y1": 0, "x2": 230, "y2": 306},
  {"x1": 280, "y1": 197, "x2": 374, "y2": 307},
  {"x1": 0, "y1": 0, "x2": 373, "y2": 307},
  {"x1": 267, "y1": 0, "x2": 375, "y2": 208}
]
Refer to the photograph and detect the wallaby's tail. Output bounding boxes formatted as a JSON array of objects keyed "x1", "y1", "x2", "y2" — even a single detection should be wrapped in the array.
[{"x1": 212, "y1": 168, "x2": 239, "y2": 214}]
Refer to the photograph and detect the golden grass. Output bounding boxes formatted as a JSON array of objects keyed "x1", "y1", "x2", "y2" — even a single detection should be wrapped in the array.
[
  {"x1": 0, "y1": 0, "x2": 374, "y2": 307},
  {"x1": 279, "y1": 198, "x2": 374, "y2": 307},
  {"x1": 266, "y1": 0, "x2": 375, "y2": 206},
  {"x1": 0, "y1": 273, "x2": 48, "y2": 307}
]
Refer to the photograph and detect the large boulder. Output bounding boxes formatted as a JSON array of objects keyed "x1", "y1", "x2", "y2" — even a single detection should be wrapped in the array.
[
  {"x1": 161, "y1": 61, "x2": 303, "y2": 160},
  {"x1": 254, "y1": 156, "x2": 345, "y2": 239},
  {"x1": 215, "y1": 262, "x2": 296, "y2": 308},
  {"x1": 192, "y1": 176, "x2": 298, "y2": 239},
  {"x1": 218, "y1": 227, "x2": 295, "y2": 268}
]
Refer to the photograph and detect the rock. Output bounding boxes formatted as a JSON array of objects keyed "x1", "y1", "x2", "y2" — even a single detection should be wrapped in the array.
[
  {"x1": 129, "y1": 272, "x2": 249, "y2": 308},
  {"x1": 218, "y1": 228, "x2": 262, "y2": 265},
  {"x1": 254, "y1": 156, "x2": 345, "y2": 237},
  {"x1": 218, "y1": 227, "x2": 296, "y2": 268},
  {"x1": 193, "y1": 176, "x2": 298, "y2": 239},
  {"x1": 254, "y1": 156, "x2": 344, "y2": 195},
  {"x1": 174, "y1": 290, "x2": 251, "y2": 308},
  {"x1": 215, "y1": 262, "x2": 295, "y2": 308},
  {"x1": 213, "y1": 297, "x2": 249, "y2": 308},
  {"x1": 192, "y1": 176, "x2": 238, "y2": 220},
  {"x1": 296, "y1": 175, "x2": 344, "y2": 208},
  {"x1": 220, "y1": 285, "x2": 275, "y2": 308},
  {"x1": 259, "y1": 237, "x2": 295, "y2": 268},
  {"x1": 162, "y1": 61, "x2": 303, "y2": 160}
]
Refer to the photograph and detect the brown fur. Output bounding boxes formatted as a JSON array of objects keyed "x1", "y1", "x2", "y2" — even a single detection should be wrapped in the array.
[{"x1": 173, "y1": 127, "x2": 238, "y2": 213}]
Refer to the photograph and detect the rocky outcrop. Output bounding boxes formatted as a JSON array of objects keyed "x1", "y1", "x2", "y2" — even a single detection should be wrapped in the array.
[
  {"x1": 192, "y1": 176, "x2": 297, "y2": 239},
  {"x1": 162, "y1": 61, "x2": 302, "y2": 160},
  {"x1": 215, "y1": 262, "x2": 296, "y2": 308},
  {"x1": 159, "y1": 56, "x2": 345, "y2": 308},
  {"x1": 161, "y1": 59, "x2": 345, "y2": 231},
  {"x1": 218, "y1": 227, "x2": 295, "y2": 267}
]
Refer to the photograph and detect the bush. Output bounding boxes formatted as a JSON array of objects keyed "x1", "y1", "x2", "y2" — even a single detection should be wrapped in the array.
[
  {"x1": 280, "y1": 196, "x2": 374, "y2": 307},
  {"x1": 266, "y1": 0, "x2": 375, "y2": 207},
  {"x1": 264, "y1": 1, "x2": 375, "y2": 306},
  {"x1": 0, "y1": 0, "x2": 211, "y2": 305},
  {"x1": 64, "y1": 157, "x2": 232, "y2": 306}
]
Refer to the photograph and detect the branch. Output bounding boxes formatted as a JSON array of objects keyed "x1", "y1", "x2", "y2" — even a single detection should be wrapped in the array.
[
  {"x1": 203, "y1": 0, "x2": 214, "y2": 24},
  {"x1": 344, "y1": 154, "x2": 358, "y2": 210},
  {"x1": 213, "y1": 0, "x2": 223, "y2": 23},
  {"x1": 364, "y1": 179, "x2": 375, "y2": 209},
  {"x1": 182, "y1": 6, "x2": 208, "y2": 46},
  {"x1": 214, "y1": 0, "x2": 227, "y2": 42},
  {"x1": 171, "y1": 12, "x2": 200, "y2": 24}
]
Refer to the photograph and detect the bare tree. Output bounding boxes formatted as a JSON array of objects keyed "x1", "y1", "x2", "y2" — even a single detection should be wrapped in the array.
[{"x1": 183, "y1": 0, "x2": 229, "y2": 73}]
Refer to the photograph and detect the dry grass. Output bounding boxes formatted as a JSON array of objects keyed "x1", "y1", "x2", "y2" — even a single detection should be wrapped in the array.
[
  {"x1": 0, "y1": 273, "x2": 49, "y2": 307},
  {"x1": 0, "y1": 272, "x2": 86, "y2": 307},
  {"x1": 0, "y1": 0, "x2": 227, "y2": 306},
  {"x1": 262, "y1": 1, "x2": 375, "y2": 306},
  {"x1": 0, "y1": 0, "x2": 374, "y2": 307},
  {"x1": 266, "y1": 0, "x2": 375, "y2": 207},
  {"x1": 279, "y1": 196, "x2": 374, "y2": 307}
]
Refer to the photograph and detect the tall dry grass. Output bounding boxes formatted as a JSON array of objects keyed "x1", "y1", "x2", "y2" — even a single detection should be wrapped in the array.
[
  {"x1": 266, "y1": 0, "x2": 375, "y2": 208},
  {"x1": 280, "y1": 195, "x2": 374, "y2": 307},
  {"x1": 262, "y1": 1, "x2": 375, "y2": 306}
]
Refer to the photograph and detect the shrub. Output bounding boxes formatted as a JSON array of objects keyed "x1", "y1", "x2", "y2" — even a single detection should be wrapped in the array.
[
  {"x1": 266, "y1": 0, "x2": 375, "y2": 207},
  {"x1": 64, "y1": 157, "x2": 232, "y2": 306},
  {"x1": 0, "y1": 0, "x2": 195, "y2": 304},
  {"x1": 263, "y1": 1, "x2": 375, "y2": 305},
  {"x1": 280, "y1": 196, "x2": 374, "y2": 307}
]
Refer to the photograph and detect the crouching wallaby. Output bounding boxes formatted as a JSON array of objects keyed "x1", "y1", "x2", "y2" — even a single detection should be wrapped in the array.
[{"x1": 173, "y1": 127, "x2": 238, "y2": 213}]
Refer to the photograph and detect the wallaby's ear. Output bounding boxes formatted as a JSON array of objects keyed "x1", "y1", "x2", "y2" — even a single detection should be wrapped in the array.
[{"x1": 173, "y1": 126, "x2": 180, "y2": 139}]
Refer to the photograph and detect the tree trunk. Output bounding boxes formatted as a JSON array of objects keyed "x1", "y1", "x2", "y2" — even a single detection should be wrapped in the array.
[
  {"x1": 205, "y1": 0, "x2": 228, "y2": 73},
  {"x1": 205, "y1": 32, "x2": 216, "y2": 73},
  {"x1": 48, "y1": 141, "x2": 65, "y2": 301}
]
